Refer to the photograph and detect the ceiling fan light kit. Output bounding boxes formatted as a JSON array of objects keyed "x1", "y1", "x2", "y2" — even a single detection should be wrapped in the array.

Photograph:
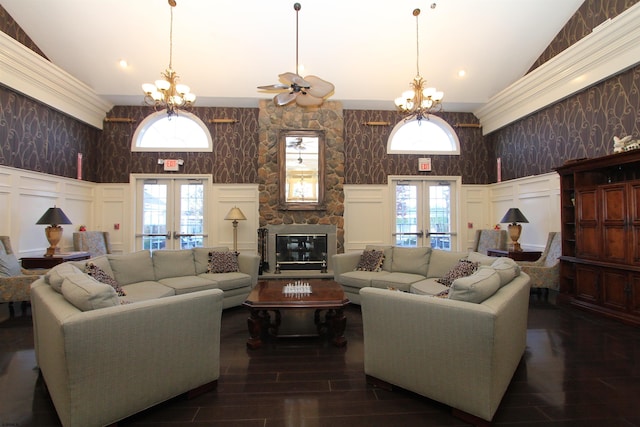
[
  {"x1": 257, "y1": 3, "x2": 335, "y2": 107},
  {"x1": 395, "y1": 7, "x2": 444, "y2": 122},
  {"x1": 142, "y1": 0, "x2": 196, "y2": 117}
]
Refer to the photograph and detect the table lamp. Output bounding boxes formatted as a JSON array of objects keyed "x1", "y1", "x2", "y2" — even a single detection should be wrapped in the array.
[
  {"x1": 224, "y1": 207, "x2": 246, "y2": 253},
  {"x1": 36, "y1": 206, "x2": 72, "y2": 256},
  {"x1": 500, "y1": 208, "x2": 529, "y2": 252}
]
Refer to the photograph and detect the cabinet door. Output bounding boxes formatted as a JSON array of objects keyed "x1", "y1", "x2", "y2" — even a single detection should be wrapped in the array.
[
  {"x1": 601, "y1": 268, "x2": 628, "y2": 312},
  {"x1": 576, "y1": 189, "x2": 599, "y2": 259},
  {"x1": 630, "y1": 183, "x2": 640, "y2": 265},
  {"x1": 575, "y1": 264, "x2": 600, "y2": 304},
  {"x1": 601, "y1": 185, "x2": 627, "y2": 263}
]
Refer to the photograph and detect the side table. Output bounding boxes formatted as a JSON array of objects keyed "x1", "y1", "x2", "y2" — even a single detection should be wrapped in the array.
[
  {"x1": 21, "y1": 251, "x2": 91, "y2": 269},
  {"x1": 486, "y1": 249, "x2": 542, "y2": 262}
]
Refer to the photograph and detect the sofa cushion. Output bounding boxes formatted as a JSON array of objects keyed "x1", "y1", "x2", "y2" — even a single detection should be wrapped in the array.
[
  {"x1": 365, "y1": 245, "x2": 394, "y2": 272},
  {"x1": 410, "y1": 278, "x2": 450, "y2": 296},
  {"x1": 426, "y1": 250, "x2": 469, "y2": 278},
  {"x1": 339, "y1": 270, "x2": 391, "y2": 290},
  {"x1": 448, "y1": 267, "x2": 501, "y2": 303},
  {"x1": 152, "y1": 250, "x2": 196, "y2": 280},
  {"x1": 436, "y1": 259, "x2": 479, "y2": 287},
  {"x1": 355, "y1": 249, "x2": 385, "y2": 272},
  {"x1": 208, "y1": 251, "x2": 239, "y2": 273},
  {"x1": 61, "y1": 272, "x2": 119, "y2": 311},
  {"x1": 107, "y1": 250, "x2": 155, "y2": 286},
  {"x1": 0, "y1": 253, "x2": 22, "y2": 277},
  {"x1": 46, "y1": 263, "x2": 84, "y2": 293},
  {"x1": 86, "y1": 262, "x2": 126, "y2": 296},
  {"x1": 119, "y1": 281, "x2": 175, "y2": 302},
  {"x1": 198, "y1": 272, "x2": 252, "y2": 291},
  {"x1": 467, "y1": 251, "x2": 499, "y2": 266},
  {"x1": 491, "y1": 257, "x2": 521, "y2": 287},
  {"x1": 391, "y1": 247, "x2": 431, "y2": 276},
  {"x1": 159, "y1": 275, "x2": 219, "y2": 294},
  {"x1": 371, "y1": 272, "x2": 425, "y2": 292},
  {"x1": 193, "y1": 247, "x2": 230, "y2": 274}
]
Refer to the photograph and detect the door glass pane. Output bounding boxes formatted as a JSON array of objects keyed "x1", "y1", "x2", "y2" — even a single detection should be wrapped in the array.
[
  {"x1": 429, "y1": 184, "x2": 451, "y2": 250},
  {"x1": 179, "y1": 182, "x2": 204, "y2": 249},
  {"x1": 395, "y1": 184, "x2": 418, "y2": 247},
  {"x1": 143, "y1": 183, "x2": 168, "y2": 251}
]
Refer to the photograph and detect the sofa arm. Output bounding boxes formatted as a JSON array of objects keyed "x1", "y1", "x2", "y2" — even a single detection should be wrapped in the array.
[
  {"x1": 332, "y1": 251, "x2": 362, "y2": 277},
  {"x1": 238, "y1": 252, "x2": 261, "y2": 286},
  {"x1": 31, "y1": 282, "x2": 223, "y2": 427},
  {"x1": 360, "y1": 275, "x2": 530, "y2": 422}
]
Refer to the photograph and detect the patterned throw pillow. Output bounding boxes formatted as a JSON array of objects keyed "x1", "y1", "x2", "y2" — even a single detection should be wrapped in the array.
[
  {"x1": 436, "y1": 259, "x2": 479, "y2": 287},
  {"x1": 355, "y1": 249, "x2": 385, "y2": 272},
  {"x1": 208, "y1": 251, "x2": 239, "y2": 273},
  {"x1": 86, "y1": 262, "x2": 126, "y2": 296}
]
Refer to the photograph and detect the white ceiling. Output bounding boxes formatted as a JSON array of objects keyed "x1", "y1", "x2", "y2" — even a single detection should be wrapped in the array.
[{"x1": 2, "y1": 0, "x2": 584, "y2": 113}]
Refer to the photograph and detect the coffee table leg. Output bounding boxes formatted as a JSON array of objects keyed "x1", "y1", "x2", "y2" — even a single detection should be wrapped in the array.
[
  {"x1": 329, "y1": 308, "x2": 347, "y2": 347},
  {"x1": 247, "y1": 309, "x2": 269, "y2": 349}
]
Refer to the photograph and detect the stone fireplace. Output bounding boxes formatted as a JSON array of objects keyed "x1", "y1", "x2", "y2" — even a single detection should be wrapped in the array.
[{"x1": 257, "y1": 99, "x2": 345, "y2": 270}]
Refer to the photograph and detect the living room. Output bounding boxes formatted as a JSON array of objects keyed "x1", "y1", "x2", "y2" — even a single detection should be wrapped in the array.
[{"x1": 1, "y1": 1, "x2": 640, "y2": 425}]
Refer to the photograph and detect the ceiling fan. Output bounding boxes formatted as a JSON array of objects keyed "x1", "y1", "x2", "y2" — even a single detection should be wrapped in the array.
[{"x1": 257, "y1": 3, "x2": 334, "y2": 107}]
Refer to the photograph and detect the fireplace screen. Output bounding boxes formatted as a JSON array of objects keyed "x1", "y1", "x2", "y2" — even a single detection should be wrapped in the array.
[{"x1": 275, "y1": 233, "x2": 328, "y2": 270}]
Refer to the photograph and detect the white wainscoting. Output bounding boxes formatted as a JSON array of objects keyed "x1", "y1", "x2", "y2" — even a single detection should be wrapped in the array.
[
  {"x1": 342, "y1": 185, "x2": 390, "y2": 252},
  {"x1": 211, "y1": 184, "x2": 259, "y2": 253}
]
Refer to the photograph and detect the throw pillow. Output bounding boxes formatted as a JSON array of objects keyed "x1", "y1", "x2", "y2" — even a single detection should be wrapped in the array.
[
  {"x1": 0, "y1": 253, "x2": 22, "y2": 277},
  {"x1": 355, "y1": 249, "x2": 385, "y2": 272},
  {"x1": 208, "y1": 251, "x2": 239, "y2": 273},
  {"x1": 436, "y1": 259, "x2": 479, "y2": 287},
  {"x1": 86, "y1": 262, "x2": 126, "y2": 296}
]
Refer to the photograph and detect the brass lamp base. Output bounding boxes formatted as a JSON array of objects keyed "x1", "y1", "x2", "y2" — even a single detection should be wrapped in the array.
[
  {"x1": 44, "y1": 225, "x2": 63, "y2": 257},
  {"x1": 507, "y1": 223, "x2": 522, "y2": 252}
]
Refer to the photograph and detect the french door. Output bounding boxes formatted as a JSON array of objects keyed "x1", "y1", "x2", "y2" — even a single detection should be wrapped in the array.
[
  {"x1": 134, "y1": 177, "x2": 208, "y2": 251},
  {"x1": 392, "y1": 178, "x2": 458, "y2": 250}
]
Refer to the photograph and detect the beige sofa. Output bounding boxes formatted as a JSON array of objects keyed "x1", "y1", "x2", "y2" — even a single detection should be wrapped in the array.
[
  {"x1": 30, "y1": 247, "x2": 260, "y2": 427},
  {"x1": 333, "y1": 246, "x2": 531, "y2": 423}
]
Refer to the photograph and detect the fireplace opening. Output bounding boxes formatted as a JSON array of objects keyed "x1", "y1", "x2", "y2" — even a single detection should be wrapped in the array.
[{"x1": 276, "y1": 233, "x2": 327, "y2": 270}]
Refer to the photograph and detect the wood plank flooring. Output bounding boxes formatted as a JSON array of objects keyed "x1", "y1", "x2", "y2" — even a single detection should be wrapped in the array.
[{"x1": 1, "y1": 292, "x2": 639, "y2": 426}]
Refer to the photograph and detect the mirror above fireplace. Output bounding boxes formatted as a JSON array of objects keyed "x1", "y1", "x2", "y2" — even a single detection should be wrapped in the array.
[{"x1": 279, "y1": 129, "x2": 325, "y2": 210}]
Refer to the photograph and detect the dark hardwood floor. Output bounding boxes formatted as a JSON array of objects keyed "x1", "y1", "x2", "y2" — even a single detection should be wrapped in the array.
[{"x1": 1, "y1": 292, "x2": 639, "y2": 426}]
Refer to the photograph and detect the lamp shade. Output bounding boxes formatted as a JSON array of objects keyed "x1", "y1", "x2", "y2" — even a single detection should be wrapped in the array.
[
  {"x1": 224, "y1": 207, "x2": 246, "y2": 221},
  {"x1": 500, "y1": 208, "x2": 529, "y2": 224},
  {"x1": 36, "y1": 207, "x2": 72, "y2": 226}
]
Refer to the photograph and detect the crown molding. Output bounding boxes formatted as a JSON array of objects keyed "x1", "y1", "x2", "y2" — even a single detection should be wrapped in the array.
[
  {"x1": 474, "y1": 2, "x2": 640, "y2": 135},
  {"x1": 0, "y1": 32, "x2": 112, "y2": 130}
]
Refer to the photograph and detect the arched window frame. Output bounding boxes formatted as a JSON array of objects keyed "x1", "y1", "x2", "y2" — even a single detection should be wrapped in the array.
[
  {"x1": 131, "y1": 111, "x2": 212, "y2": 152},
  {"x1": 387, "y1": 115, "x2": 461, "y2": 155}
]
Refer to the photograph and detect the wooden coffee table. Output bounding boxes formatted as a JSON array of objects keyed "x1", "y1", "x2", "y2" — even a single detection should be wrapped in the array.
[{"x1": 242, "y1": 279, "x2": 349, "y2": 349}]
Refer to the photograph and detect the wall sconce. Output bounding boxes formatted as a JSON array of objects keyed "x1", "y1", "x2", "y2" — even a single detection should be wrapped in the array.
[
  {"x1": 500, "y1": 208, "x2": 529, "y2": 251},
  {"x1": 36, "y1": 206, "x2": 72, "y2": 257},
  {"x1": 224, "y1": 207, "x2": 246, "y2": 253}
]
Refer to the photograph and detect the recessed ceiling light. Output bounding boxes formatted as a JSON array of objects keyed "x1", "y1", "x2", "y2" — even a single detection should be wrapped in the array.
[
  {"x1": 458, "y1": 70, "x2": 466, "y2": 78},
  {"x1": 119, "y1": 59, "x2": 129, "y2": 68}
]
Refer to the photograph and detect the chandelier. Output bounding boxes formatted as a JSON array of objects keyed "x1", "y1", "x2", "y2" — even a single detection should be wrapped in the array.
[
  {"x1": 394, "y1": 8, "x2": 443, "y2": 122},
  {"x1": 142, "y1": 0, "x2": 195, "y2": 117}
]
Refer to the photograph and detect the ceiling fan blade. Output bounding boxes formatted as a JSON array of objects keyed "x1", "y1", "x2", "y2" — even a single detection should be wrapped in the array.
[
  {"x1": 304, "y1": 75, "x2": 335, "y2": 98},
  {"x1": 257, "y1": 83, "x2": 290, "y2": 91},
  {"x1": 278, "y1": 72, "x2": 298, "y2": 85},
  {"x1": 275, "y1": 92, "x2": 298, "y2": 106},
  {"x1": 295, "y1": 93, "x2": 324, "y2": 107}
]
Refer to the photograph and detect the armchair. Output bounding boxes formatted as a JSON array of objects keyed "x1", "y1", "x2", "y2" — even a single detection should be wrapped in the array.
[
  {"x1": 472, "y1": 229, "x2": 508, "y2": 254},
  {"x1": 517, "y1": 231, "x2": 561, "y2": 292},
  {"x1": 73, "y1": 231, "x2": 112, "y2": 257},
  {"x1": 0, "y1": 236, "x2": 44, "y2": 316}
]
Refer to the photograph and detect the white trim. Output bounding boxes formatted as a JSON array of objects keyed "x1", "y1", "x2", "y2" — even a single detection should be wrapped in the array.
[
  {"x1": 475, "y1": 2, "x2": 640, "y2": 135},
  {"x1": 0, "y1": 32, "x2": 112, "y2": 129}
]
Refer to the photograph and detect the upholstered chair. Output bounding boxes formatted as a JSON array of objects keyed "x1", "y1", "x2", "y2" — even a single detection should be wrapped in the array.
[
  {"x1": 517, "y1": 231, "x2": 562, "y2": 292},
  {"x1": 472, "y1": 229, "x2": 508, "y2": 254},
  {"x1": 73, "y1": 231, "x2": 112, "y2": 257},
  {"x1": 0, "y1": 236, "x2": 44, "y2": 316}
]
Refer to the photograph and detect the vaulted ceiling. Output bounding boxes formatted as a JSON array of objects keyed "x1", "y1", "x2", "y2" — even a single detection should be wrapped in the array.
[{"x1": 2, "y1": 0, "x2": 584, "y2": 113}]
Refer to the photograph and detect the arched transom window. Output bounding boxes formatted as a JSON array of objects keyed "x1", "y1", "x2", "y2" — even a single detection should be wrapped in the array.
[
  {"x1": 132, "y1": 111, "x2": 212, "y2": 152},
  {"x1": 387, "y1": 115, "x2": 460, "y2": 155}
]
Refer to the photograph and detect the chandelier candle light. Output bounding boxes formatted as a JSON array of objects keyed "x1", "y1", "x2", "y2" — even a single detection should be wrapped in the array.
[
  {"x1": 142, "y1": 0, "x2": 195, "y2": 117},
  {"x1": 395, "y1": 7, "x2": 444, "y2": 122}
]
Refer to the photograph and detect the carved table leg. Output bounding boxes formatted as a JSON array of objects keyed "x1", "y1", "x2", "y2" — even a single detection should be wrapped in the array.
[
  {"x1": 247, "y1": 309, "x2": 269, "y2": 349},
  {"x1": 329, "y1": 308, "x2": 347, "y2": 347}
]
